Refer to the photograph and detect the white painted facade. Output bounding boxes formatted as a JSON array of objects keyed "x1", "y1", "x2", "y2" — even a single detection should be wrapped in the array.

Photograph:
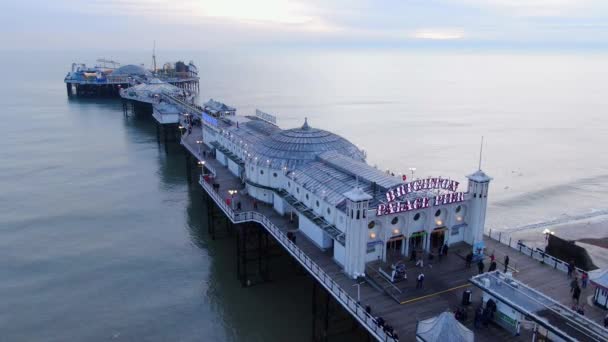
[{"x1": 200, "y1": 115, "x2": 492, "y2": 279}]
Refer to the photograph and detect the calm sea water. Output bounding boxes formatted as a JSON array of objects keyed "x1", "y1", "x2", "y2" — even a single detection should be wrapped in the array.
[{"x1": 1, "y1": 50, "x2": 607, "y2": 341}]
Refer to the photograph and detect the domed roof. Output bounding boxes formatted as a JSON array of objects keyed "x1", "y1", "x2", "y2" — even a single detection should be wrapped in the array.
[
  {"x1": 254, "y1": 118, "x2": 365, "y2": 169},
  {"x1": 112, "y1": 64, "x2": 152, "y2": 77}
]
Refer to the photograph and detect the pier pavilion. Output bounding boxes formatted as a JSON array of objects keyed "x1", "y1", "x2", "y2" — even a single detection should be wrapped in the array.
[{"x1": 195, "y1": 112, "x2": 490, "y2": 279}]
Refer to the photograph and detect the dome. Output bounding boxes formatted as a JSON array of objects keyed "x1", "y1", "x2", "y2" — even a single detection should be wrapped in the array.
[
  {"x1": 112, "y1": 64, "x2": 152, "y2": 77},
  {"x1": 254, "y1": 118, "x2": 365, "y2": 169}
]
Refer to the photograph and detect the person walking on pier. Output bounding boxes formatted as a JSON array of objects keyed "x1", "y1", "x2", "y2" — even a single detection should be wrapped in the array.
[
  {"x1": 477, "y1": 259, "x2": 485, "y2": 274},
  {"x1": 567, "y1": 260, "x2": 575, "y2": 278},
  {"x1": 488, "y1": 261, "x2": 497, "y2": 272},
  {"x1": 504, "y1": 255, "x2": 510, "y2": 273},
  {"x1": 570, "y1": 277, "x2": 579, "y2": 293},
  {"x1": 416, "y1": 273, "x2": 425, "y2": 289},
  {"x1": 572, "y1": 285, "x2": 581, "y2": 305},
  {"x1": 465, "y1": 252, "x2": 473, "y2": 269},
  {"x1": 581, "y1": 272, "x2": 589, "y2": 289}
]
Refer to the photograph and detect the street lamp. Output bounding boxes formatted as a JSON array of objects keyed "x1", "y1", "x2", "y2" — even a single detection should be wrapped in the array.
[
  {"x1": 543, "y1": 228, "x2": 554, "y2": 242},
  {"x1": 352, "y1": 281, "x2": 365, "y2": 303},
  {"x1": 178, "y1": 125, "x2": 184, "y2": 136},
  {"x1": 196, "y1": 140, "x2": 203, "y2": 155},
  {"x1": 228, "y1": 189, "x2": 238, "y2": 208},
  {"x1": 409, "y1": 167, "x2": 416, "y2": 180}
]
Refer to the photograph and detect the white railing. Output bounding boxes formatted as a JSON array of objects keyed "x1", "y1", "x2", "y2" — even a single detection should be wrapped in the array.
[
  {"x1": 199, "y1": 176, "x2": 397, "y2": 342},
  {"x1": 487, "y1": 229, "x2": 585, "y2": 275}
]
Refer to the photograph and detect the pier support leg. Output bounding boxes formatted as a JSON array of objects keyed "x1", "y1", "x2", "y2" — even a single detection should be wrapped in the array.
[
  {"x1": 66, "y1": 83, "x2": 73, "y2": 97},
  {"x1": 156, "y1": 124, "x2": 160, "y2": 144},
  {"x1": 206, "y1": 195, "x2": 215, "y2": 240},
  {"x1": 186, "y1": 153, "x2": 192, "y2": 183},
  {"x1": 323, "y1": 290, "x2": 330, "y2": 342},
  {"x1": 312, "y1": 281, "x2": 317, "y2": 341}
]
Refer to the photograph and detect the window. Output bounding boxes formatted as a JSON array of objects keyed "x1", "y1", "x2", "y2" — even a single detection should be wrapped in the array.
[
  {"x1": 260, "y1": 170, "x2": 264, "y2": 175},
  {"x1": 391, "y1": 217, "x2": 399, "y2": 225},
  {"x1": 273, "y1": 172, "x2": 277, "y2": 178},
  {"x1": 414, "y1": 213, "x2": 420, "y2": 221},
  {"x1": 435, "y1": 209, "x2": 441, "y2": 217},
  {"x1": 456, "y1": 205, "x2": 462, "y2": 213},
  {"x1": 316, "y1": 200, "x2": 320, "y2": 207},
  {"x1": 368, "y1": 221, "x2": 375, "y2": 229},
  {"x1": 296, "y1": 187, "x2": 299, "y2": 193},
  {"x1": 288, "y1": 182, "x2": 291, "y2": 188},
  {"x1": 327, "y1": 208, "x2": 331, "y2": 215},
  {"x1": 306, "y1": 194, "x2": 309, "y2": 200}
]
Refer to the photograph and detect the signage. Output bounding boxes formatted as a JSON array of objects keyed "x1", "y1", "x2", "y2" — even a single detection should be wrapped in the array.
[
  {"x1": 377, "y1": 177, "x2": 465, "y2": 217},
  {"x1": 385, "y1": 177, "x2": 460, "y2": 202},
  {"x1": 203, "y1": 113, "x2": 218, "y2": 127},
  {"x1": 451, "y1": 223, "x2": 467, "y2": 236},
  {"x1": 255, "y1": 109, "x2": 277, "y2": 125},
  {"x1": 376, "y1": 192, "x2": 465, "y2": 216}
]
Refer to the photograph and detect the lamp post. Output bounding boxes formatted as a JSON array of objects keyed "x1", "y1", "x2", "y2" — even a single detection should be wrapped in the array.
[
  {"x1": 543, "y1": 228, "x2": 554, "y2": 245},
  {"x1": 228, "y1": 189, "x2": 238, "y2": 209},
  {"x1": 353, "y1": 281, "x2": 365, "y2": 303},
  {"x1": 409, "y1": 167, "x2": 416, "y2": 180},
  {"x1": 196, "y1": 140, "x2": 203, "y2": 155}
]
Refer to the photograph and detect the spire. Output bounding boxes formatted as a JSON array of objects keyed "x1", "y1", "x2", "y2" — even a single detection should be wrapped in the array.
[
  {"x1": 478, "y1": 136, "x2": 484, "y2": 170},
  {"x1": 302, "y1": 117, "x2": 310, "y2": 130}
]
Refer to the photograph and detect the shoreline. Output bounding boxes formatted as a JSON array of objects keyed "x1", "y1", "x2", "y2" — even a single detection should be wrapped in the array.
[{"x1": 497, "y1": 215, "x2": 608, "y2": 269}]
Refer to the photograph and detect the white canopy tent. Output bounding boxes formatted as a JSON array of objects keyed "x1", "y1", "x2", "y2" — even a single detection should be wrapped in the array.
[{"x1": 416, "y1": 311, "x2": 474, "y2": 342}]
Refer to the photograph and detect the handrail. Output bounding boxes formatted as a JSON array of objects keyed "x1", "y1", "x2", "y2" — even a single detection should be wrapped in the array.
[
  {"x1": 486, "y1": 229, "x2": 587, "y2": 275},
  {"x1": 198, "y1": 176, "x2": 397, "y2": 342}
]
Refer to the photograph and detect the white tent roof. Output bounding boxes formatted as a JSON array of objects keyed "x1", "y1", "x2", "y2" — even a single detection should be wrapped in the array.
[
  {"x1": 589, "y1": 269, "x2": 608, "y2": 288},
  {"x1": 416, "y1": 312, "x2": 474, "y2": 342}
]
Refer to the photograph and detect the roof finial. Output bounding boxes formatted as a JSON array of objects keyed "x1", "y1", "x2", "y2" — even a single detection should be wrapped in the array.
[
  {"x1": 302, "y1": 117, "x2": 310, "y2": 130},
  {"x1": 478, "y1": 136, "x2": 484, "y2": 170}
]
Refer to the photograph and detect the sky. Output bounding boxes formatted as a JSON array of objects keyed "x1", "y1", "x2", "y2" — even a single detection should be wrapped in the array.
[{"x1": 3, "y1": 0, "x2": 608, "y2": 51}]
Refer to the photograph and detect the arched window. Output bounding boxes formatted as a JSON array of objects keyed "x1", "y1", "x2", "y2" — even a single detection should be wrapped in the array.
[
  {"x1": 368, "y1": 221, "x2": 375, "y2": 229},
  {"x1": 414, "y1": 213, "x2": 421, "y2": 221},
  {"x1": 391, "y1": 217, "x2": 399, "y2": 225},
  {"x1": 435, "y1": 209, "x2": 441, "y2": 217}
]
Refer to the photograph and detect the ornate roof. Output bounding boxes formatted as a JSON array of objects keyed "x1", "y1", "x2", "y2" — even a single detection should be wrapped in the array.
[
  {"x1": 253, "y1": 119, "x2": 365, "y2": 169},
  {"x1": 467, "y1": 169, "x2": 492, "y2": 182},
  {"x1": 111, "y1": 64, "x2": 152, "y2": 77}
]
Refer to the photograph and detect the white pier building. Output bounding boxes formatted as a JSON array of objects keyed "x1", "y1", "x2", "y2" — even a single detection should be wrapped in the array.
[{"x1": 200, "y1": 110, "x2": 491, "y2": 279}]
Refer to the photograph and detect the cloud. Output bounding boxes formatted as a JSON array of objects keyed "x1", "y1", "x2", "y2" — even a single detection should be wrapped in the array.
[
  {"x1": 2, "y1": 0, "x2": 608, "y2": 50},
  {"x1": 411, "y1": 29, "x2": 465, "y2": 40}
]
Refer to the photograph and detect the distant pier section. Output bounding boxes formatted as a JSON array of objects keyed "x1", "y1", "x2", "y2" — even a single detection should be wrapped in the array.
[{"x1": 64, "y1": 59, "x2": 199, "y2": 97}]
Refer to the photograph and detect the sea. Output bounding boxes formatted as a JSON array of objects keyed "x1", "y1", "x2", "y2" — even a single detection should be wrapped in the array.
[{"x1": 1, "y1": 49, "x2": 607, "y2": 341}]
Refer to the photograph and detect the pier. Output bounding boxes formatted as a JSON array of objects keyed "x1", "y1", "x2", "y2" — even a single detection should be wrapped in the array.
[
  {"x1": 65, "y1": 61, "x2": 199, "y2": 97},
  {"x1": 112, "y1": 75, "x2": 608, "y2": 341}
]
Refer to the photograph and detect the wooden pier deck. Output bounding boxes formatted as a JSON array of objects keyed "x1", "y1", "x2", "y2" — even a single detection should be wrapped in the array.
[{"x1": 175, "y1": 120, "x2": 607, "y2": 341}]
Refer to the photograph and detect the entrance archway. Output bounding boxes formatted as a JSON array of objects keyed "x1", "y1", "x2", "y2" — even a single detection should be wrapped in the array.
[
  {"x1": 430, "y1": 228, "x2": 446, "y2": 251},
  {"x1": 386, "y1": 236, "x2": 404, "y2": 261}
]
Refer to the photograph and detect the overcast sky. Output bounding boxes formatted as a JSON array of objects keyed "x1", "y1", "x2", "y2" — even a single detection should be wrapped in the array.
[{"x1": 3, "y1": 0, "x2": 608, "y2": 51}]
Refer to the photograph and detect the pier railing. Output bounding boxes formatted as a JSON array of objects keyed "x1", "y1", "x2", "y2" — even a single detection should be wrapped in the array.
[
  {"x1": 486, "y1": 229, "x2": 586, "y2": 275},
  {"x1": 199, "y1": 175, "x2": 397, "y2": 342}
]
